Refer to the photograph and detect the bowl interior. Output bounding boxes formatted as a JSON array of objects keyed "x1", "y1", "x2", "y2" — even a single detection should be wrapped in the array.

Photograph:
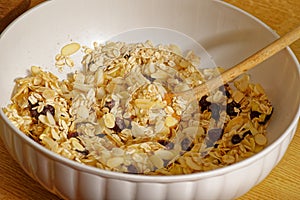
[{"x1": 0, "y1": 0, "x2": 299, "y2": 166}]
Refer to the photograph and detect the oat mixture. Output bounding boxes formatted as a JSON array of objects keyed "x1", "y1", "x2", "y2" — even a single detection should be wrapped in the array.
[{"x1": 3, "y1": 40, "x2": 273, "y2": 175}]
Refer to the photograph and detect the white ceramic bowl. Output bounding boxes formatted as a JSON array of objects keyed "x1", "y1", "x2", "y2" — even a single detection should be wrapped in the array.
[{"x1": 0, "y1": 0, "x2": 300, "y2": 199}]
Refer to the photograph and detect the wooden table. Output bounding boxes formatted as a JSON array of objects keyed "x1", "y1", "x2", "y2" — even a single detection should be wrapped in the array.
[{"x1": 0, "y1": 0, "x2": 299, "y2": 199}]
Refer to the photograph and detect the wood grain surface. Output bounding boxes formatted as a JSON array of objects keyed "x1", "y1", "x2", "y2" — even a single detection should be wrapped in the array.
[
  {"x1": 0, "y1": 0, "x2": 299, "y2": 199},
  {"x1": 0, "y1": 0, "x2": 30, "y2": 32}
]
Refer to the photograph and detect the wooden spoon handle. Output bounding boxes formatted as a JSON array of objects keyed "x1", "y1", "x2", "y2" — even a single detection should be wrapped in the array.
[{"x1": 188, "y1": 25, "x2": 300, "y2": 100}]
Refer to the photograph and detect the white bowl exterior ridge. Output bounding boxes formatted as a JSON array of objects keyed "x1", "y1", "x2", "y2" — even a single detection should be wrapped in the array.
[{"x1": 0, "y1": 114, "x2": 298, "y2": 200}]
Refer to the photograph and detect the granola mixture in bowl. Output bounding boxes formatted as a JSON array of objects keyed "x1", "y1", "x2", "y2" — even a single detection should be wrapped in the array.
[{"x1": 3, "y1": 40, "x2": 273, "y2": 175}]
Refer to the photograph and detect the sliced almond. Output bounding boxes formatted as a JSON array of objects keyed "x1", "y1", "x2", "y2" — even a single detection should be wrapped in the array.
[
  {"x1": 254, "y1": 134, "x2": 267, "y2": 146},
  {"x1": 134, "y1": 99, "x2": 155, "y2": 109},
  {"x1": 61, "y1": 42, "x2": 81, "y2": 57},
  {"x1": 165, "y1": 116, "x2": 178, "y2": 127},
  {"x1": 103, "y1": 113, "x2": 115, "y2": 129}
]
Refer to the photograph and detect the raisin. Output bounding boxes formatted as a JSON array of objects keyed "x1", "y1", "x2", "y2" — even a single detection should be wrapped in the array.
[
  {"x1": 210, "y1": 103, "x2": 221, "y2": 120},
  {"x1": 28, "y1": 100, "x2": 37, "y2": 107},
  {"x1": 242, "y1": 130, "x2": 252, "y2": 138},
  {"x1": 225, "y1": 85, "x2": 231, "y2": 98},
  {"x1": 259, "y1": 108, "x2": 273, "y2": 125},
  {"x1": 250, "y1": 111, "x2": 261, "y2": 119},
  {"x1": 67, "y1": 132, "x2": 79, "y2": 139},
  {"x1": 226, "y1": 101, "x2": 240, "y2": 116},
  {"x1": 199, "y1": 95, "x2": 211, "y2": 112},
  {"x1": 30, "y1": 109, "x2": 39, "y2": 119},
  {"x1": 76, "y1": 149, "x2": 89, "y2": 156},
  {"x1": 231, "y1": 134, "x2": 243, "y2": 144},
  {"x1": 41, "y1": 105, "x2": 55, "y2": 116},
  {"x1": 123, "y1": 54, "x2": 130, "y2": 59},
  {"x1": 28, "y1": 101, "x2": 39, "y2": 119}
]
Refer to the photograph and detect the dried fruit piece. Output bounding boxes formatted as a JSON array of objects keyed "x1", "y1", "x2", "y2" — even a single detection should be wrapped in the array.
[
  {"x1": 199, "y1": 95, "x2": 211, "y2": 112},
  {"x1": 226, "y1": 101, "x2": 241, "y2": 116},
  {"x1": 231, "y1": 134, "x2": 242, "y2": 144}
]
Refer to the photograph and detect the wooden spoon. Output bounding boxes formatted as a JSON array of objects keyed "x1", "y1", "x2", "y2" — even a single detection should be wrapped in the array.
[{"x1": 178, "y1": 25, "x2": 300, "y2": 101}]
